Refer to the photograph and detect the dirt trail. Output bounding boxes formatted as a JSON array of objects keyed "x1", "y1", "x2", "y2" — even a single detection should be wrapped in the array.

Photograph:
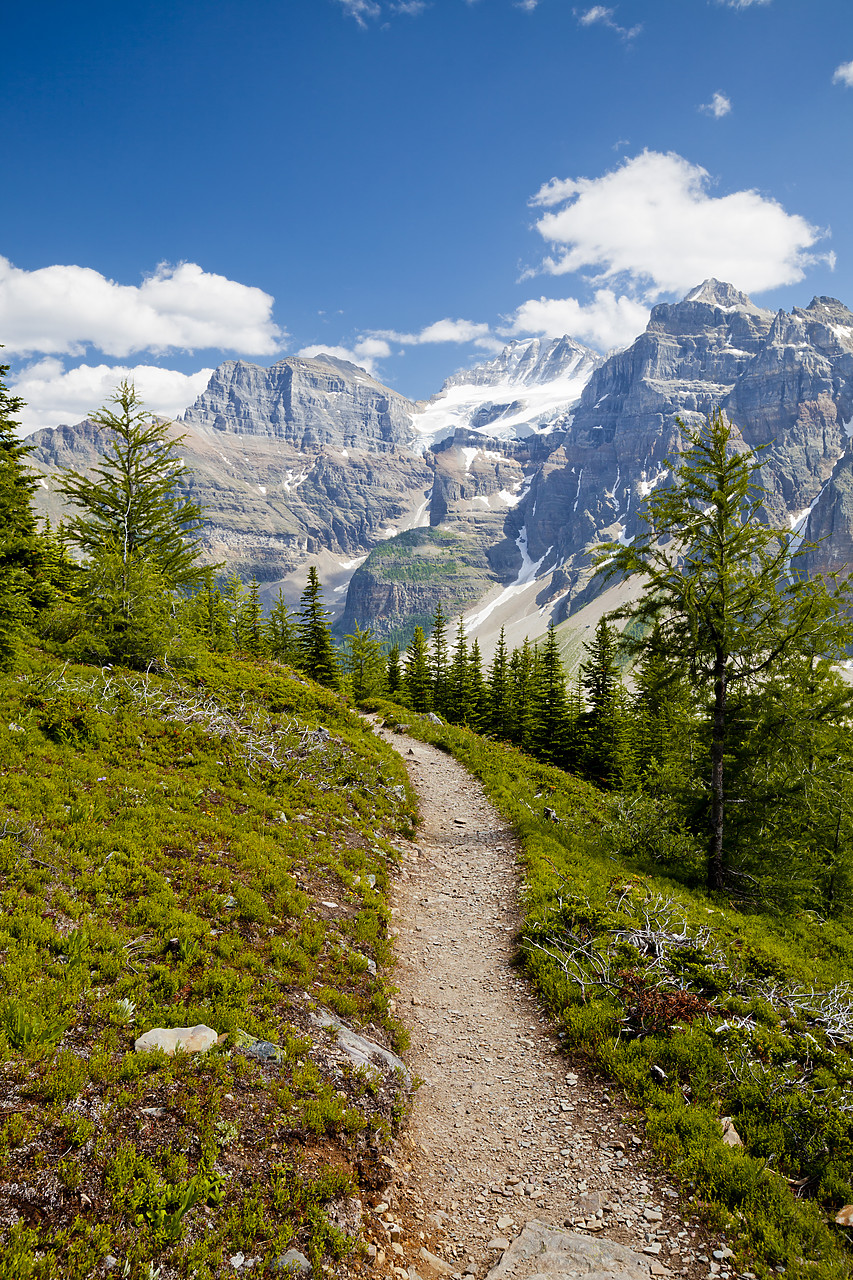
[{"x1": 368, "y1": 728, "x2": 726, "y2": 1280}]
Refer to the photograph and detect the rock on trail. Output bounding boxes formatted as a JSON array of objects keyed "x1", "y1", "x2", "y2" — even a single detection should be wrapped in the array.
[{"x1": 368, "y1": 726, "x2": 729, "y2": 1280}]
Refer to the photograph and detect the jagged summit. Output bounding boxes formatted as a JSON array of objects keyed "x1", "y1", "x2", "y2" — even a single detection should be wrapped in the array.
[
  {"x1": 683, "y1": 279, "x2": 760, "y2": 311},
  {"x1": 411, "y1": 335, "x2": 601, "y2": 446},
  {"x1": 441, "y1": 334, "x2": 598, "y2": 392}
]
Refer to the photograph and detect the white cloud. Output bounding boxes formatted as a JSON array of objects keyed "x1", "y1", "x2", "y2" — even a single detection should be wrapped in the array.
[
  {"x1": 336, "y1": 0, "x2": 381, "y2": 24},
  {"x1": 11, "y1": 359, "x2": 214, "y2": 435},
  {"x1": 509, "y1": 289, "x2": 649, "y2": 351},
  {"x1": 0, "y1": 258, "x2": 283, "y2": 358},
  {"x1": 700, "y1": 91, "x2": 732, "y2": 118},
  {"x1": 336, "y1": 0, "x2": 427, "y2": 21},
  {"x1": 296, "y1": 337, "x2": 392, "y2": 375},
  {"x1": 515, "y1": 0, "x2": 540, "y2": 10},
  {"x1": 575, "y1": 6, "x2": 641, "y2": 39},
  {"x1": 528, "y1": 150, "x2": 827, "y2": 296},
  {"x1": 374, "y1": 317, "x2": 501, "y2": 350},
  {"x1": 832, "y1": 61, "x2": 853, "y2": 88},
  {"x1": 716, "y1": 0, "x2": 771, "y2": 7}
]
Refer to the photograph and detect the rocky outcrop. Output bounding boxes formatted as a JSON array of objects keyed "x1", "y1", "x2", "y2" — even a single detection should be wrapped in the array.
[
  {"x1": 28, "y1": 354, "x2": 433, "y2": 607},
  {"x1": 338, "y1": 527, "x2": 498, "y2": 641},
  {"x1": 512, "y1": 281, "x2": 853, "y2": 617},
  {"x1": 181, "y1": 354, "x2": 418, "y2": 451}
]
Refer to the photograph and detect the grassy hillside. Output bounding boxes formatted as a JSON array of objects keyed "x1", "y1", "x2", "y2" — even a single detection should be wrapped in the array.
[
  {"x1": 0, "y1": 653, "x2": 417, "y2": 1279},
  {"x1": 375, "y1": 704, "x2": 853, "y2": 1280}
]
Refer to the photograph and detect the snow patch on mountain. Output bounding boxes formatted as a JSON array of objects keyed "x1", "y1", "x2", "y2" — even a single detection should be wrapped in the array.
[{"x1": 410, "y1": 336, "x2": 601, "y2": 448}]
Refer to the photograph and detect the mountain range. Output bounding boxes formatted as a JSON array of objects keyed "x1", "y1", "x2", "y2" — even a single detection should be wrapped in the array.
[{"x1": 28, "y1": 279, "x2": 853, "y2": 653}]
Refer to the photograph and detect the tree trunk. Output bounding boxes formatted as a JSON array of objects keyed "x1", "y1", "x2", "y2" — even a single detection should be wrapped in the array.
[{"x1": 708, "y1": 651, "x2": 727, "y2": 891}]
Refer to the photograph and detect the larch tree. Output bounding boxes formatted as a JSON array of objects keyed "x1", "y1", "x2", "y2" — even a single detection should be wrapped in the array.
[
  {"x1": 601, "y1": 409, "x2": 853, "y2": 891},
  {"x1": 58, "y1": 381, "x2": 207, "y2": 602}
]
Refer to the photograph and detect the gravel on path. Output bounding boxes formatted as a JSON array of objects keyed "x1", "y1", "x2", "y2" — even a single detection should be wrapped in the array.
[{"x1": 361, "y1": 727, "x2": 734, "y2": 1280}]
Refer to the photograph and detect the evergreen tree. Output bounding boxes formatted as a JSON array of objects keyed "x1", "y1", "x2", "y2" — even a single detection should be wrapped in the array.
[
  {"x1": 58, "y1": 381, "x2": 206, "y2": 595},
  {"x1": 386, "y1": 643, "x2": 403, "y2": 701},
  {"x1": 447, "y1": 616, "x2": 471, "y2": 722},
  {"x1": 602, "y1": 408, "x2": 853, "y2": 889},
  {"x1": 468, "y1": 639, "x2": 489, "y2": 731},
  {"x1": 508, "y1": 638, "x2": 536, "y2": 751},
  {"x1": 579, "y1": 618, "x2": 625, "y2": 788},
  {"x1": 223, "y1": 572, "x2": 247, "y2": 649},
  {"x1": 530, "y1": 624, "x2": 573, "y2": 769},
  {"x1": 296, "y1": 566, "x2": 339, "y2": 688},
  {"x1": 488, "y1": 627, "x2": 513, "y2": 739},
  {"x1": 404, "y1": 626, "x2": 432, "y2": 712},
  {"x1": 630, "y1": 623, "x2": 693, "y2": 794},
  {"x1": 430, "y1": 603, "x2": 450, "y2": 716},
  {"x1": 199, "y1": 575, "x2": 232, "y2": 652},
  {"x1": 243, "y1": 576, "x2": 265, "y2": 656},
  {"x1": 266, "y1": 589, "x2": 297, "y2": 665},
  {"x1": 0, "y1": 359, "x2": 39, "y2": 666},
  {"x1": 342, "y1": 622, "x2": 384, "y2": 701}
]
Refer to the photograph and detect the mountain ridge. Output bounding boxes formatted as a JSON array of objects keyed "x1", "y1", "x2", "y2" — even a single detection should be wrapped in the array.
[{"x1": 25, "y1": 281, "x2": 853, "y2": 648}]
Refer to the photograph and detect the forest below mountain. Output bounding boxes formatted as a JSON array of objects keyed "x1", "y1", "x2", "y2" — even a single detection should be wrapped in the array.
[{"x1": 4, "y1": 361, "x2": 853, "y2": 1279}]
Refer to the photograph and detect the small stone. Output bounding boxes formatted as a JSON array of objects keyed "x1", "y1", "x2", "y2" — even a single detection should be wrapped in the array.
[
  {"x1": 276, "y1": 1249, "x2": 312, "y2": 1274},
  {"x1": 644, "y1": 1207, "x2": 663, "y2": 1222},
  {"x1": 392, "y1": 1243, "x2": 405, "y2": 1258},
  {"x1": 714, "y1": 1249, "x2": 734, "y2": 1260},
  {"x1": 720, "y1": 1117, "x2": 743, "y2": 1147},
  {"x1": 496, "y1": 1216, "x2": 514, "y2": 1230},
  {"x1": 836, "y1": 1206, "x2": 853, "y2": 1226},
  {"x1": 231, "y1": 1255, "x2": 246, "y2": 1270},
  {"x1": 134, "y1": 1025, "x2": 218, "y2": 1055},
  {"x1": 649, "y1": 1263, "x2": 670, "y2": 1276},
  {"x1": 643, "y1": 1244, "x2": 662, "y2": 1255},
  {"x1": 487, "y1": 1239, "x2": 510, "y2": 1253},
  {"x1": 102, "y1": 1260, "x2": 119, "y2": 1273},
  {"x1": 418, "y1": 1248, "x2": 454, "y2": 1276},
  {"x1": 375, "y1": 1202, "x2": 390, "y2": 1215}
]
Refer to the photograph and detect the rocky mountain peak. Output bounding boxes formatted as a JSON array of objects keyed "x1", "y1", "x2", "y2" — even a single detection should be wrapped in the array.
[
  {"x1": 180, "y1": 353, "x2": 418, "y2": 452},
  {"x1": 683, "y1": 278, "x2": 758, "y2": 310},
  {"x1": 440, "y1": 335, "x2": 598, "y2": 392}
]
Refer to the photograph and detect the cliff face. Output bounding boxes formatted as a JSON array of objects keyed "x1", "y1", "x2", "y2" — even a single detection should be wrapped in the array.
[
  {"x1": 29, "y1": 354, "x2": 433, "y2": 606},
  {"x1": 181, "y1": 355, "x2": 418, "y2": 451},
  {"x1": 506, "y1": 282, "x2": 853, "y2": 619}
]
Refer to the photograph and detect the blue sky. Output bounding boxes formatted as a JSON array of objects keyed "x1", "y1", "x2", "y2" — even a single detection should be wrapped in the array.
[{"x1": 2, "y1": 0, "x2": 851, "y2": 430}]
